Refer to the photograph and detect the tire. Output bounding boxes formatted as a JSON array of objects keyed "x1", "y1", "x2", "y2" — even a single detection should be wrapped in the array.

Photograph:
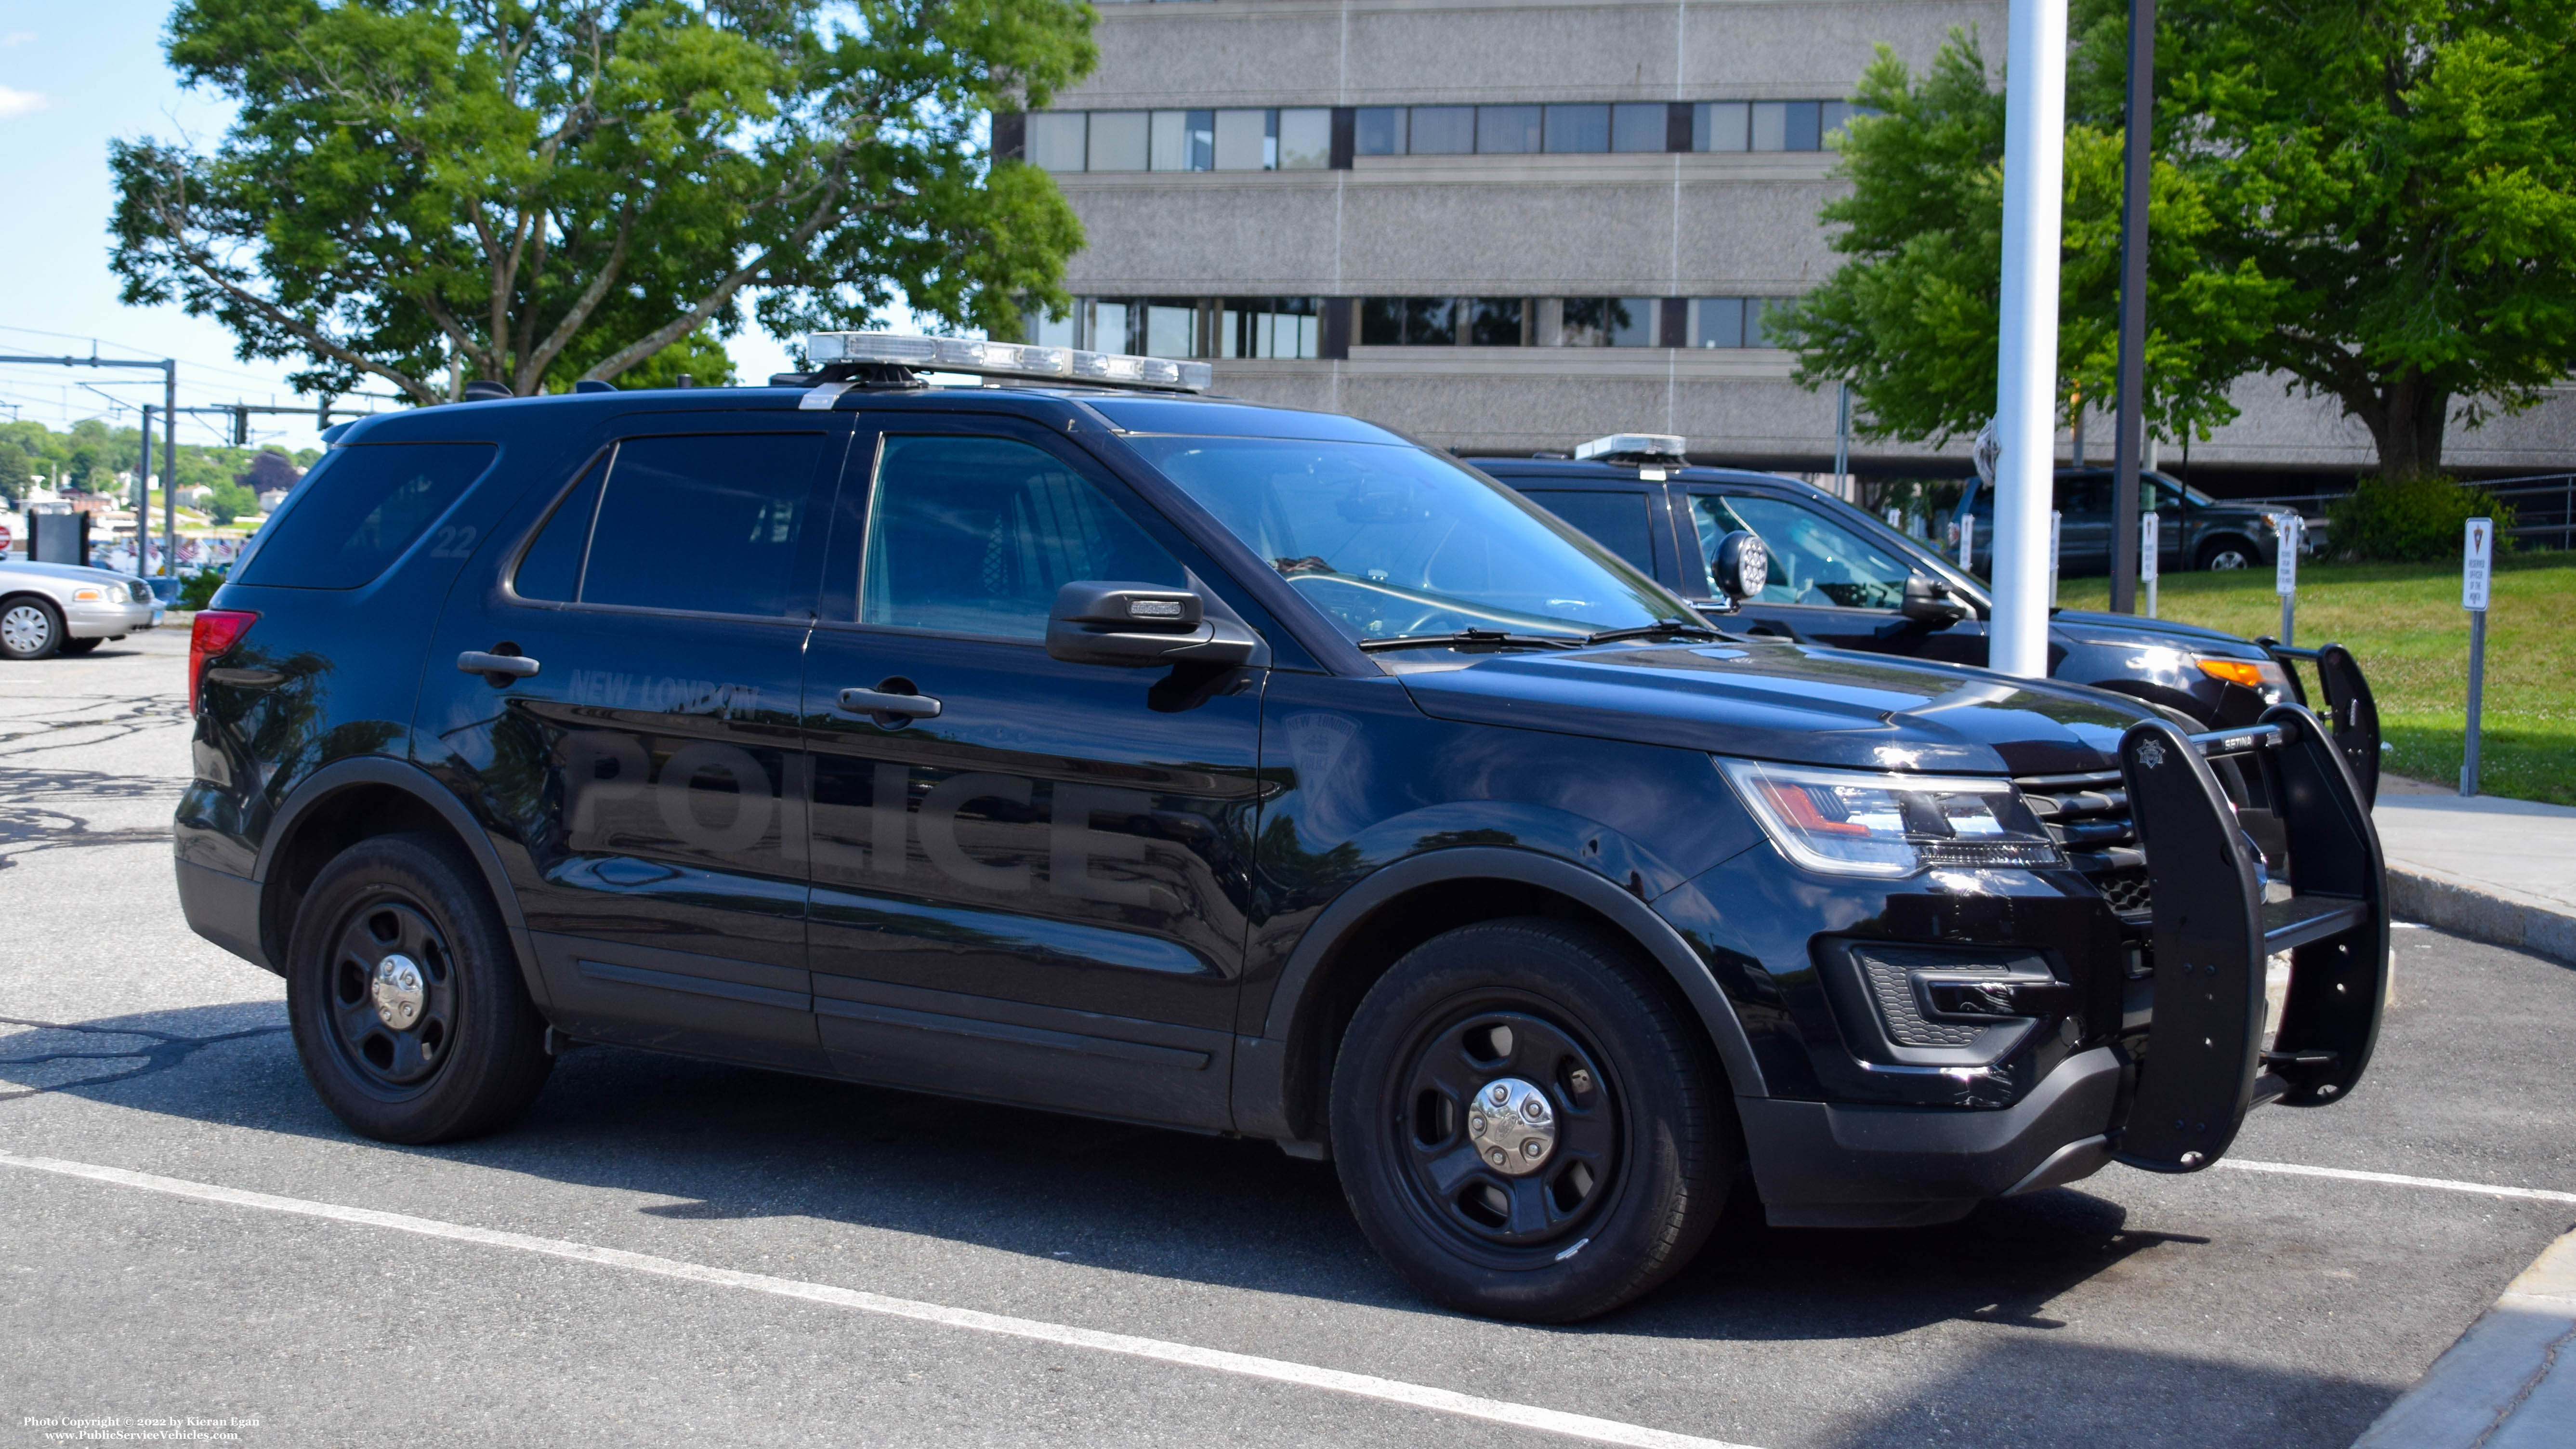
[
  {"x1": 285, "y1": 833, "x2": 552, "y2": 1143},
  {"x1": 2198, "y1": 537, "x2": 2257, "y2": 571},
  {"x1": 1, "y1": 597, "x2": 65, "y2": 660},
  {"x1": 57, "y1": 637, "x2": 102, "y2": 656},
  {"x1": 1328, "y1": 918, "x2": 1736, "y2": 1322}
]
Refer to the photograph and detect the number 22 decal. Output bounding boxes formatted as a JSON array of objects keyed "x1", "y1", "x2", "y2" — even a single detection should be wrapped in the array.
[{"x1": 431, "y1": 526, "x2": 480, "y2": 558}]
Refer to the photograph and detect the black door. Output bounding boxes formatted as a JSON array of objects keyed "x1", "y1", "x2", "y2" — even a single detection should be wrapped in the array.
[
  {"x1": 797, "y1": 420, "x2": 1265, "y2": 1129},
  {"x1": 425, "y1": 422, "x2": 841, "y2": 1068}
]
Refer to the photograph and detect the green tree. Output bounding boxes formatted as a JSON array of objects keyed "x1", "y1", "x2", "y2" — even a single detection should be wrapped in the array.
[
  {"x1": 1770, "y1": 32, "x2": 2282, "y2": 450},
  {"x1": 111, "y1": 0, "x2": 1094, "y2": 402},
  {"x1": 2087, "y1": 0, "x2": 2576, "y2": 477},
  {"x1": 207, "y1": 481, "x2": 262, "y2": 525}
]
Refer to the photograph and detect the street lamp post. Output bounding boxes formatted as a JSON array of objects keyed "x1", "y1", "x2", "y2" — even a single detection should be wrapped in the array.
[{"x1": 1989, "y1": 0, "x2": 2072, "y2": 677}]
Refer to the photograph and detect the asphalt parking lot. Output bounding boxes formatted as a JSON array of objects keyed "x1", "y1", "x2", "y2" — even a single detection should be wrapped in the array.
[{"x1": 4, "y1": 628, "x2": 2571, "y2": 1449}]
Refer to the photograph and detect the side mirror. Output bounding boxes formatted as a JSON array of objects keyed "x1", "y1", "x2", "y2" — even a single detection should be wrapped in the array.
[
  {"x1": 1901, "y1": 571, "x2": 1971, "y2": 625},
  {"x1": 1046, "y1": 581, "x2": 1261, "y2": 669},
  {"x1": 1712, "y1": 530, "x2": 1769, "y2": 601}
]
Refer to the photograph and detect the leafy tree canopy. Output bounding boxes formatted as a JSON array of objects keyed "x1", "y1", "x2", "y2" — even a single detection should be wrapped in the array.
[
  {"x1": 1778, "y1": 1, "x2": 2576, "y2": 478},
  {"x1": 112, "y1": 0, "x2": 1096, "y2": 402}
]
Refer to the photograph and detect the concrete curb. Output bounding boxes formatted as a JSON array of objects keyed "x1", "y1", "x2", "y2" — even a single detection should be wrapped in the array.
[
  {"x1": 2353, "y1": 1229, "x2": 2576, "y2": 1449},
  {"x1": 2386, "y1": 865, "x2": 2576, "y2": 967}
]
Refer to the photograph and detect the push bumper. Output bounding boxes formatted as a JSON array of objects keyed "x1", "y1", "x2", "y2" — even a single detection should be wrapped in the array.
[
  {"x1": 1739, "y1": 703, "x2": 2386, "y2": 1223},
  {"x1": 2262, "y1": 640, "x2": 2380, "y2": 806}
]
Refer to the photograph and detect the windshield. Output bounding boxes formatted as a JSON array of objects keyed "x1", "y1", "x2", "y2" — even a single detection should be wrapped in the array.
[{"x1": 1125, "y1": 436, "x2": 1684, "y2": 642}]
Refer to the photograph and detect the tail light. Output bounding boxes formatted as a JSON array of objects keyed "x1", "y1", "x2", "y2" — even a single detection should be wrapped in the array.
[{"x1": 189, "y1": 610, "x2": 259, "y2": 713}]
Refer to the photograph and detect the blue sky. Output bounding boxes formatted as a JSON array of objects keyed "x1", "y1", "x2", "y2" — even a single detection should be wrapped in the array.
[{"x1": 0, "y1": 3, "x2": 815, "y2": 455}]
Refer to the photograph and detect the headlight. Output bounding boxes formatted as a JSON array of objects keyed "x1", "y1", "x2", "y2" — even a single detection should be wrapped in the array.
[
  {"x1": 1716, "y1": 758, "x2": 2066, "y2": 878},
  {"x1": 2194, "y1": 656, "x2": 2293, "y2": 700}
]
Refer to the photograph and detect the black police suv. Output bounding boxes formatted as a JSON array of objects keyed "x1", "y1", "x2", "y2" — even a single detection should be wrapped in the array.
[
  {"x1": 178, "y1": 341, "x2": 2390, "y2": 1322},
  {"x1": 1470, "y1": 443, "x2": 2381, "y2": 803}
]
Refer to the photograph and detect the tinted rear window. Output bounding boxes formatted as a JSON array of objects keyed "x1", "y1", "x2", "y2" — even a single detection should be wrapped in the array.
[
  {"x1": 578, "y1": 433, "x2": 826, "y2": 617},
  {"x1": 1519, "y1": 489, "x2": 1657, "y2": 576},
  {"x1": 238, "y1": 443, "x2": 496, "y2": 589}
]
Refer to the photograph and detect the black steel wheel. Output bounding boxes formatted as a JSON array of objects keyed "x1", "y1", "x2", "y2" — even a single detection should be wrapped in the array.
[
  {"x1": 1330, "y1": 917, "x2": 1735, "y2": 1322},
  {"x1": 286, "y1": 833, "x2": 552, "y2": 1143}
]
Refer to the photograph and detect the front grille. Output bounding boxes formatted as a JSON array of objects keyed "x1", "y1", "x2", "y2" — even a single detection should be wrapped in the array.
[{"x1": 2014, "y1": 768, "x2": 2149, "y2": 916}]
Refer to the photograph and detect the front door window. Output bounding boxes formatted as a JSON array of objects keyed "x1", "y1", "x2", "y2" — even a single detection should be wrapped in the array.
[{"x1": 1690, "y1": 493, "x2": 1912, "y2": 610}]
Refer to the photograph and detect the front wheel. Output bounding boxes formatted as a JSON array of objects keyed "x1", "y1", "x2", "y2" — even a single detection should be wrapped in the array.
[
  {"x1": 1, "y1": 598, "x2": 65, "y2": 660},
  {"x1": 1329, "y1": 918, "x2": 1735, "y2": 1322},
  {"x1": 285, "y1": 833, "x2": 552, "y2": 1143}
]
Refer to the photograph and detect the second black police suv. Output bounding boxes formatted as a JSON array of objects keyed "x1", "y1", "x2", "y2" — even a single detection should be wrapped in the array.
[{"x1": 176, "y1": 336, "x2": 2389, "y2": 1322}]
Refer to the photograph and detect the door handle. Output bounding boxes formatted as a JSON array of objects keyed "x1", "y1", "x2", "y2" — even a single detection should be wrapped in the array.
[
  {"x1": 459, "y1": 649, "x2": 540, "y2": 680},
  {"x1": 838, "y1": 686, "x2": 942, "y2": 720}
]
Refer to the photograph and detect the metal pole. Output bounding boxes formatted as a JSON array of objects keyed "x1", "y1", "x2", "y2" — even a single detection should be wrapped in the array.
[
  {"x1": 162, "y1": 362, "x2": 178, "y2": 580},
  {"x1": 2461, "y1": 517, "x2": 2493, "y2": 797},
  {"x1": 2275, "y1": 514, "x2": 2300, "y2": 646},
  {"x1": 1833, "y1": 382, "x2": 1851, "y2": 499},
  {"x1": 136, "y1": 403, "x2": 155, "y2": 578},
  {"x1": 1990, "y1": 0, "x2": 2071, "y2": 677},
  {"x1": 2109, "y1": 0, "x2": 2156, "y2": 614}
]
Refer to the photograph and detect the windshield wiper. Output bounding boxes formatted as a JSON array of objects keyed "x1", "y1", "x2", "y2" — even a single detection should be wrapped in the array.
[
  {"x1": 1356, "y1": 628, "x2": 1589, "y2": 654},
  {"x1": 1582, "y1": 619, "x2": 1727, "y2": 645}
]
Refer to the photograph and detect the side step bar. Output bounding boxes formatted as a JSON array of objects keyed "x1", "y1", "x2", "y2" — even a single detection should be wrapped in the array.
[{"x1": 2113, "y1": 704, "x2": 2389, "y2": 1172}]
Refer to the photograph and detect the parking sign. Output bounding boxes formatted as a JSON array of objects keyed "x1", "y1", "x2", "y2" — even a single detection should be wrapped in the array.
[{"x1": 2463, "y1": 518, "x2": 2492, "y2": 611}]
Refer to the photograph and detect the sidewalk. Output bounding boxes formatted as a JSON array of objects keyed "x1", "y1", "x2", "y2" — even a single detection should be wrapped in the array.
[
  {"x1": 2371, "y1": 777, "x2": 2576, "y2": 966},
  {"x1": 2353, "y1": 1229, "x2": 2576, "y2": 1449}
]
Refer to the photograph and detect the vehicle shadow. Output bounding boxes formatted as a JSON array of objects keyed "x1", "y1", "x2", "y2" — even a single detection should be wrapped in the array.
[{"x1": 11, "y1": 1003, "x2": 2206, "y2": 1344}]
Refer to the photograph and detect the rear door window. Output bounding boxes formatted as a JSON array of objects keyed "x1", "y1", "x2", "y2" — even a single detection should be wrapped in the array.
[
  {"x1": 521, "y1": 433, "x2": 830, "y2": 617},
  {"x1": 1517, "y1": 489, "x2": 1657, "y2": 579},
  {"x1": 238, "y1": 443, "x2": 497, "y2": 589}
]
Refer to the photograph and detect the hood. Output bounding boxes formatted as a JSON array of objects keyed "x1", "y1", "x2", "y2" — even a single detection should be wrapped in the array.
[
  {"x1": 0, "y1": 560, "x2": 145, "y2": 590},
  {"x1": 1398, "y1": 637, "x2": 2154, "y2": 775},
  {"x1": 2050, "y1": 609, "x2": 2266, "y2": 658}
]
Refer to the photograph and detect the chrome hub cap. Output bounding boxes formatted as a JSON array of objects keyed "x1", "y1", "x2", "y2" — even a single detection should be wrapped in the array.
[
  {"x1": 1, "y1": 604, "x2": 51, "y2": 654},
  {"x1": 1467, "y1": 1076, "x2": 1556, "y2": 1175},
  {"x1": 371, "y1": 953, "x2": 427, "y2": 1029}
]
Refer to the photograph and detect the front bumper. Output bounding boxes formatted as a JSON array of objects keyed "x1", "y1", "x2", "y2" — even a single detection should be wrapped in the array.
[
  {"x1": 65, "y1": 600, "x2": 163, "y2": 639},
  {"x1": 1712, "y1": 704, "x2": 2387, "y2": 1224}
]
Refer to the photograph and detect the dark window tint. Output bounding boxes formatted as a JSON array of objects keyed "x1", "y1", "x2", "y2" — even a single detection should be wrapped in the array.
[
  {"x1": 2055, "y1": 472, "x2": 2113, "y2": 515},
  {"x1": 1410, "y1": 106, "x2": 1474, "y2": 154},
  {"x1": 1467, "y1": 298, "x2": 1525, "y2": 346},
  {"x1": 239, "y1": 443, "x2": 495, "y2": 589},
  {"x1": 1355, "y1": 106, "x2": 1406, "y2": 156},
  {"x1": 512, "y1": 465, "x2": 603, "y2": 602},
  {"x1": 1611, "y1": 103, "x2": 1667, "y2": 153},
  {"x1": 861, "y1": 435, "x2": 1183, "y2": 639},
  {"x1": 1544, "y1": 104, "x2": 1609, "y2": 153},
  {"x1": 1478, "y1": 105, "x2": 1542, "y2": 154},
  {"x1": 1522, "y1": 490, "x2": 1656, "y2": 575},
  {"x1": 1562, "y1": 298, "x2": 1655, "y2": 347},
  {"x1": 582, "y1": 433, "x2": 823, "y2": 616}
]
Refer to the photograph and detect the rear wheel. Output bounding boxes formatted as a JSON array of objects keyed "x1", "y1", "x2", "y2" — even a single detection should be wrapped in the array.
[
  {"x1": 285, "y1": 833, "x2": 552, "y2": 1143},
  {"x1": 1, "y1": 598, "x2": 64, "y2": 660},
  {"x1": 1329, "y1": 918, "x2": 1735, "y2": 1322}
]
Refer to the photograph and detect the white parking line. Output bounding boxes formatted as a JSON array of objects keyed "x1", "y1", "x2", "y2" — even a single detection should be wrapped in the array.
[
  {"x1": 2224, "y1": 1159, "x2": 2576, "y2": 1204},
  {"x1": 0, "y1": 1149, "x2": 1758, "y2": 1449}
]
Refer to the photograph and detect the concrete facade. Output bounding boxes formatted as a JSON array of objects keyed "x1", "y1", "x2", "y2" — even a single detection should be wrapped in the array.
[{"x1": 1031, "y1": 0, "x2": 2576, "y2": 485}]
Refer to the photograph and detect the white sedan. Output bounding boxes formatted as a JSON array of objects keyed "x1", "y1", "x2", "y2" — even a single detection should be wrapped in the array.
[{"x1": 0, "y1": 561, "x2": 166, "y2": 660}]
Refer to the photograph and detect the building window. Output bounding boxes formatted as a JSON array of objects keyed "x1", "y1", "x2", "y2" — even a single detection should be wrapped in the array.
[
  {"x1": 1222, "y1": 298, "x2": 1324, "y2": 358},
  {"x1": 1029, "y1": 111, "x2": 1087, "y2": 172},
  {"x1": 1752, "y1": 100, "x2": 1821, "y2": 152},
  {"x1": 1467, "y1": 298, "x2": 1526, "y2": 345},
  {"x1": 1542, "y1": 104, "x2": 1609, "y2": 153},
  {"x1": 1213, "y1": 108, "x2": 1267, "y2": 170},
  {"x1": 1276, "y1": 108, "x2": 1332, "y2": 170},
  {"x1": 1409, "y1": 106, "x2": 1475, "y2": 155},
  {"x1": 1354, "y1": 106, "x2": 1406, "y2": 156},
  {"x1": 1089, "y1": 110, "x2": 1149, "y2": 171},
  {"x1": 1611, "y1": 103, "x2": 1666, "y2": 153},
  {"x1": 1685, "y1": 297, "x2": 1795, "y2": 347},
  {"x1": 1150, "y1": 109, "x2": 1215, "y2": 171},
  {"x1": 1477, "y1": 105, "x2": 1543, "y2": 154}
]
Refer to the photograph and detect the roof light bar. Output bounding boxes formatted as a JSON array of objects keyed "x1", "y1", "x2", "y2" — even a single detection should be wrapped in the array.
[
  {"x1": 1574, "y1": 433, "x2": 1690, "y2": 463},
  {"x1": 804, "y1": 331, "x2": 1212, "y2": 393}
]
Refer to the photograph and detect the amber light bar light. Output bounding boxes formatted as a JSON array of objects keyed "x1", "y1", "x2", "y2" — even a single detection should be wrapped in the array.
[{"x1": 804, "y1": 332, "x2": 1213, "y2": 394}]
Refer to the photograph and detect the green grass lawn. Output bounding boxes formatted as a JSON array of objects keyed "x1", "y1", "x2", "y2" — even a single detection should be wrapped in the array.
[{"x1": 2058, "y1": 553, "x2": 2576, "y2": 806}]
